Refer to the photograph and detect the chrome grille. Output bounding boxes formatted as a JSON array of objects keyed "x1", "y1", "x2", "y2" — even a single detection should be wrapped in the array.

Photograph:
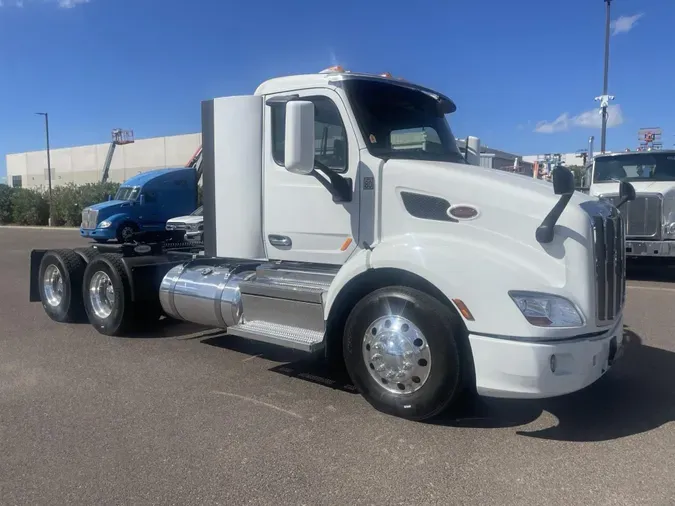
[
  {"x1": 591, "y1": 207, "x2": 625, "y2": 324},
  {"x1": 602, "y1": 193, "x2": 662, "y2": 239},
  {"x1": 166, "y1": 222, "x2": 187, "y2": 231},
  {"x1": 81, "y1": 208, "x2": 99, "y2": 229}
]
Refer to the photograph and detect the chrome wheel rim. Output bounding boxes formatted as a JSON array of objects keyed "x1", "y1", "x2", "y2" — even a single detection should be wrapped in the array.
[
  {"x1": 43, "y1": 264, "x2": 64, "y2": 307},
  {"x1": 89, "y1": 271, "x2": 115, "y2": 319},
  {"x1": 362, "y1": 315, "x2": 432, "y2": 395}
]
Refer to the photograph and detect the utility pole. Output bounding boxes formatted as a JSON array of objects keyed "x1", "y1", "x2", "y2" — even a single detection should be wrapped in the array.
[
  {"x1": 36, "y1": 112, "x2": 53, "y2": 226},
  {"x1": 595, "y1": 0, "x2": 613, "y2": 154}
]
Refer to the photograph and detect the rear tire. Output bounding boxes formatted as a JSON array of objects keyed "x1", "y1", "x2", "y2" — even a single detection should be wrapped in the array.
[
  {"x1": 82, "y1": 253, "x2": 136, "y2": 336},
  {"x1": 343, "y1": 286, "x2": 468, "y2": 421},
  {"x1": 38, "y1": 249, "x2": 87, "y2": 323}
]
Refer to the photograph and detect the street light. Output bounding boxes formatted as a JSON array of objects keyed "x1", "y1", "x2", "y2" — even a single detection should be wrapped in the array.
[
  {"x1": 600, "y1": 0, "x2": 613, "y2": 154},
  {"x1": 35, "y1": 112, "x2": 53, "y2": 226}
]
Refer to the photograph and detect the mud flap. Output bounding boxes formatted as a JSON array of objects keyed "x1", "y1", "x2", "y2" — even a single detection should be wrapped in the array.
[{"x1": 29, "y1": 249, "x2": 48, "y2": 302}]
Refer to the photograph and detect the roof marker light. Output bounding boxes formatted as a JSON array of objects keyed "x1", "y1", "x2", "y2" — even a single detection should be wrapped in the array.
[
  {"x1": 320, "y1": 66, "x2": 346, "y2": 74},
  {"x1": 380, "y1": 72, "x2": 392, "y2": 78}
]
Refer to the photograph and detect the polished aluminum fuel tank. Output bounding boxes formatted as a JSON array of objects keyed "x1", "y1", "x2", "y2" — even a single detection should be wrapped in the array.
[{"x1": 159, "y1": 260, "x2": 257, "y2": 328}]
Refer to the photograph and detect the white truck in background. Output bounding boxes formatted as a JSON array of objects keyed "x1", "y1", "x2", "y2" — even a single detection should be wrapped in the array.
[
  {"x1": 582, "y1": 150, "x2": 675, "y2": 262},
  {"x1": 29, "y1": 67, "x2": 635, "y2": 421}
]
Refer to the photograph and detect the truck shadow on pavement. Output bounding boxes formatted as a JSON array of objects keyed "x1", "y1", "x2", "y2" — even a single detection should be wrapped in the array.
[
  {"x1": 627, "y1": 261, "x2": 675, "y2": 282},
  {"x1": 437, "y1": 327, "x2": 675, "y2": 442},
  {"x1": 175, "y1": 323, "x2": 674, "y2": 441},
  {"x1": 201, "y1": 334, "x2": 359, "y2": 394}
]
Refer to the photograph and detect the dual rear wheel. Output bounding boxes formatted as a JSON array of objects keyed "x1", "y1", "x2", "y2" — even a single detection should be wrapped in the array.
[{"x1": 38, "y1": 250, "x2": 161, "y2": 335}]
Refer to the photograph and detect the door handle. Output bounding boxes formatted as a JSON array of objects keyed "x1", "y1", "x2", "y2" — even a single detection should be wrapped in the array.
[{"x1": 268, "y1": 235, "x2": 292, "y2": 247}]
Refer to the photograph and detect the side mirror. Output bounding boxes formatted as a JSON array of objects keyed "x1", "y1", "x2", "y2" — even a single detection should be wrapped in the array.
[
  {"x1": 284, "y1": 101, "x2": 315, "y2": 175},
  {"x1": 107, "y1": 194, "x2": 112, "y2": 201},
  {"x1": 615, "y1": 180, "x2": 636, "y2": 209},
  {"x1": 551, "y1": 166, "x2": 575, "y2": 196},
  {"x1": 139, "y1": 194, "x2": 146, "y2": 206}
]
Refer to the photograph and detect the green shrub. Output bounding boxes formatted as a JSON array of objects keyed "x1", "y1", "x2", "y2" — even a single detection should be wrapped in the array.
[
  {"x1": 10, "y1": 188, "x2": 49, "y2": 226},
  {"x1": 51, "y1": 183, "x2": 82, "y2": 227},
  {"x1": 0, "y1": 184, "x2": 14, "y2": 224}
]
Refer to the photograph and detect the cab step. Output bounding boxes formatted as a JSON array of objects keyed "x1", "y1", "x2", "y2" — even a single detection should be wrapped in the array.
[{"x1": 227, "y1": 320, "x2": 325, "y2": 352}]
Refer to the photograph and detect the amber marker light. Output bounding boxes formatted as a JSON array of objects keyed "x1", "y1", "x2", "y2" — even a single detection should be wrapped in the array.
[{"x1": 452, "y1": 299, "x2": 475, "y2": 321}]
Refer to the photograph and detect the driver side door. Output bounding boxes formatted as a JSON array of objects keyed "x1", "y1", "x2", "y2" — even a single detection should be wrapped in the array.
[{"x1": 262, "y1": 89, "x2": 360, "y2": 265}]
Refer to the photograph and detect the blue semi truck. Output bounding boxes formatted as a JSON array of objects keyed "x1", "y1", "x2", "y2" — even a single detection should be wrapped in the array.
[{"x1": 80, "y1": 167, "x2": 198, "y2": 243}]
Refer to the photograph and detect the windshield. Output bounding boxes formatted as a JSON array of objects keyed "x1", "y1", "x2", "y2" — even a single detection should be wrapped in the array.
[
  {"x1": 593, "y1": 153, "x2": 675, "y2": 183},
  {"x1": 343, "y1": 79, "x2": 465, "y2": 164},
  {"x1": 114, "y1": 186, "x2": 141, "y2": 201},
  {"x1": 190, "y1": 206, "x2": 203, "y2": 217}
]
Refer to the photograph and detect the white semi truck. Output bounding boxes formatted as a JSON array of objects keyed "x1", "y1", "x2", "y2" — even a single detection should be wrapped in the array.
[
  {"x1": 29, "y1": 67, "x2": 635, "y2": 421},
  {"x1": 582, "y1": 149, "x2": 675, "y2": 261}
]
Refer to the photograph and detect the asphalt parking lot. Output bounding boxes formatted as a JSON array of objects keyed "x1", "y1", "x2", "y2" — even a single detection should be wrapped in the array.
[{"x1": 1, "y1": 227, "x2": 674, "y2": 506}]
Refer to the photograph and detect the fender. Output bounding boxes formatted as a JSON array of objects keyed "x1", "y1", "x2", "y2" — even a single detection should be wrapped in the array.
[
  {"x1": 99, "y1": 212, "x2": 134, "y2": 229},
  {"x1": 327, "y1": 234, "x2": 581, "y2": 339}
]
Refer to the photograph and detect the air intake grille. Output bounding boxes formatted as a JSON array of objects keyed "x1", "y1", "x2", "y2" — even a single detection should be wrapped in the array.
[
  {"x1": 601, "y1": 194, "x2": 662, "y2": 239},
  {"x1": 591, "y1": 208, "x2": 625, "y2": 324},
  {"x1": 81, "y1": 209, "x2": 99, "y2": 230}
]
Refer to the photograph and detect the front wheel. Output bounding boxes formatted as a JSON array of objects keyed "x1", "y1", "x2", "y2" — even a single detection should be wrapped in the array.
[
  {"x1": 343, "y1": 286, "x2": 469, "y2": 421},
  {"x1": 116, "y1": 222, "x2": 138, "y2": 244}
]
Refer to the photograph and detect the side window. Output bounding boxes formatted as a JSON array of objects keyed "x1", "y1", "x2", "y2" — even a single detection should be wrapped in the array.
[
  {"x1": 144, "y1": 191, "x2": 157, "y2": 204},
  {"x1": 271, "y1": 95, "x2": 349, "y2": 173}
]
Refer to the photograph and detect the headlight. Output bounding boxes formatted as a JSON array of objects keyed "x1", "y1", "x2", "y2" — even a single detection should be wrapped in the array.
[
  {"x1": 509, "y1": 291, "x2": 584, "y2": 328},
  {"x1": 99, "y1": 220, "x2": 112, "y2": 229},
  {"x1": 187, "y1": 223, "x2": 202, "y2": 231}
]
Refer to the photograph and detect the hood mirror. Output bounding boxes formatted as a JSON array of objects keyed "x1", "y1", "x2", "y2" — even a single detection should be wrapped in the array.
[
  {"x1": 552, "y1": 165, "x2": 575, "y2": 196},
  {"x1": 615, "y1": 180, "x2": 636, "y2": 209}
]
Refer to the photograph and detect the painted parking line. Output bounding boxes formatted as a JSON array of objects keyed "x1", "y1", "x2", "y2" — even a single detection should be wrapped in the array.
[{"x1": 626, "y1": 284, "x2": 675, "y2": 293}]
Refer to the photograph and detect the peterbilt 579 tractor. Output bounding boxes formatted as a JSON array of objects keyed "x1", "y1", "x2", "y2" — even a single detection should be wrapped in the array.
[{"x1": 29, "y1": 67, "x2": 635, "y2": 421}]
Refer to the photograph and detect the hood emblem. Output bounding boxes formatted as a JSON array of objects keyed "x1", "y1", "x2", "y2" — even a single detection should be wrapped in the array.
[{"x1": 447, "y1": 205, "x2": 479, "y2": 221}]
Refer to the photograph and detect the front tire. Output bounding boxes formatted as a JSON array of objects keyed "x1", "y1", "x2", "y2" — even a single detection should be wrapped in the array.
[
  {"x1": 38, "y1": 249, "x2": 87, "y2": 323},
  {"x1": 343, "y1": 286, "x2": 468, "y2": 421},
  {"x1": 116, "y1": 222, "x2": 138, "y2": 244}
]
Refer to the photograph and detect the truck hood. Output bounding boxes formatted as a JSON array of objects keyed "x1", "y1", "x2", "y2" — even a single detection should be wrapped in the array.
[
  {"x1": 87, "y1": 200, "x2": 133, "y2": 212},
  {"x1": 384, "y1": 159, "x2": 595, "y2": 214},
  {"x1": 167, "y1": 214, "x2": 203, "y2": 225},
  {"x1": 591, "y1": 180, "x2": 675, "y2": 196}
]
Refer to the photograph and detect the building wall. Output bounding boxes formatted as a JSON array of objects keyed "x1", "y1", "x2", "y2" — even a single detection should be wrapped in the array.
[{"x1": 6, "y1": 133, "x2": 202, "y2": 189}]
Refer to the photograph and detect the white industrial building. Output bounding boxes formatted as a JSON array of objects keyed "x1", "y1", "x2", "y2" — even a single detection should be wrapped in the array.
[
  {"x1": 6, "y1": 131, "x2": 532, "y2": 190},
  {"x1": 5, "y1": 133, "x2": 202, "y2": 190}
]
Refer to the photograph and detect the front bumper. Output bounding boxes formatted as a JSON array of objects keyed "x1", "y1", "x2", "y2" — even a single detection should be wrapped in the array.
[
  {"x1": 625, "y1": 239, "x2": 675, "y2": 257},
  {"x1": 80, "y1": 227, "x2": 115, "y2": 240},
  {"x1": 469, "y1": 315, "x2": 624, "y2": 399}
]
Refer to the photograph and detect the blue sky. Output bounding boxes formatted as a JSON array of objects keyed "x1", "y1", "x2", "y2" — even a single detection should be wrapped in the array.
[{"x1": 0, "y1": 0, "x2": 672, "y2": 178}]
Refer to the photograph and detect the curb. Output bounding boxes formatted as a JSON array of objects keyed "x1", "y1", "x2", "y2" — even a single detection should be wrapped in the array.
[{"x1": 0, "y1": 226, "x2": 80, "y2": 231}]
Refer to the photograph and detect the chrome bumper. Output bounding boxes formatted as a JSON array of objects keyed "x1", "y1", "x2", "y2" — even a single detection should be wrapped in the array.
[{"x1": 626, "y1": 240, "x2": 675, "y2": 257}]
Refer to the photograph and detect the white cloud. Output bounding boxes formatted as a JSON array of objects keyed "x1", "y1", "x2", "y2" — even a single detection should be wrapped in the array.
[
  {"x1": 611, "y1": 13, "x2": 644, "y2": 36},
  {"x1": 534, "y1": 105, "x2": 624, "y2": 134},
  {"x1": 0, "y1": 0, "x2": 89, "y2": 7}
]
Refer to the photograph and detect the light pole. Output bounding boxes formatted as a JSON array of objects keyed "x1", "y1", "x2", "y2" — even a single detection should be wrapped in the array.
[
  {"x1": 36, "y1": 112, "x2": 53, "y2": 226},
  {"x1": 600, "y1": 0, "x2": 612, "y2": 154}
]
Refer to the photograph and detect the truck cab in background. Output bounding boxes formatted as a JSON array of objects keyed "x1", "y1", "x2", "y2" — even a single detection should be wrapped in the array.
[
  {"x1": 583, "y1": 150, "x2": 675, "y2": 261},
  {"x1": 80, "y1": 167, "x2": 198, "y2": 243},
  {"x1": 31, "y1": 67, "x2": 635, "y2": 421}
]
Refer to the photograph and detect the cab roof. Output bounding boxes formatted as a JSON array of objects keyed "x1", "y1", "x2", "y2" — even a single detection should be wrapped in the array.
[
  {"x1": 122, "y1": 167, "x2": 194, "y2": 187},
  {"x1": 253, "y1": 67, "x2": 456, "y2": 113}
]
